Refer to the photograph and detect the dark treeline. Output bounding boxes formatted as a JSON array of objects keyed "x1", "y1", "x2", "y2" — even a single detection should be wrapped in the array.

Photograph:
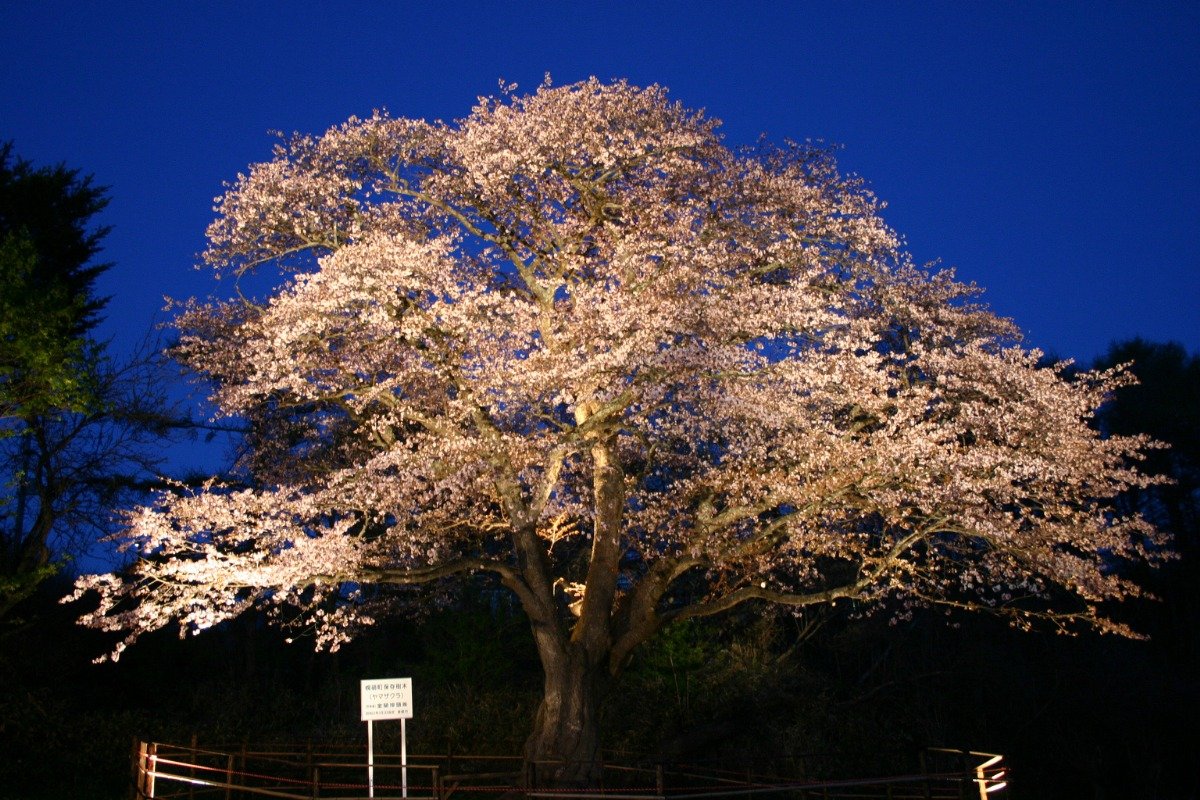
[{"x1": 2, "y1": 336, "x2": 1197, "y2": 800}]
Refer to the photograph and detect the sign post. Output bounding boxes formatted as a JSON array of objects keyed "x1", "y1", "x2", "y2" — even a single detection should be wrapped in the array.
[{"x1": 361, "y1": 678, "x2": 413, "y2": 798}]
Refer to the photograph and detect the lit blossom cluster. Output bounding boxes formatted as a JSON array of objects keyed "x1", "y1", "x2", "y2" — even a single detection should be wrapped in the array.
[{"x1": 72, "y1": 78, "x2": 1163, "y2": 662}]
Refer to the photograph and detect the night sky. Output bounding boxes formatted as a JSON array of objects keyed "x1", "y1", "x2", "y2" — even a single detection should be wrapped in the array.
[{"x1": 3, "y1": 2, "x2": 1197, "y2": 379}]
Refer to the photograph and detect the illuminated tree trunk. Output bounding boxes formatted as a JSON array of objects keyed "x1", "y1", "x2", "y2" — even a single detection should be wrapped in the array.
[
  {"x1": 524, "y1": 641, "x2": 607, "y2": 787},
  {"x1": 522, "y1": 430, "x2": 624, "y2": 787}
]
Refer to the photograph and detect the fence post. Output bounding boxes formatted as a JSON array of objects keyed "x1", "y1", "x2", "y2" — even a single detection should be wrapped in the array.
[
  {"x1": 655, "y1": 763, "x2": 664, "y2": 797},
  {"x1": 311, "y1": 765, "x2": 321, "y2": 799},
  {"x1": 130, "y1": 739, "x2": 143, "y2": 800},
  {"x1": 132, "y1": 740, "x2": 147, "y2": 800},
  {"x1": 189, "y1": 733, "x2": 198, "y2": 800},
  {"x1": 919, "y1": 750, "x2": 932, "y2": 800},
  {"x1": 225, "y1": 753, "x2": 234, "y2": 800},
  {"x1": 146, "y1": 742, "x2": 158, "y2": 799}
]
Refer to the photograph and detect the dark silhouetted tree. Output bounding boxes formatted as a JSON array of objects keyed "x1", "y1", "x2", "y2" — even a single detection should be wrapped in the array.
[
  {"x1": 1096, "y1": 338, "x2": 1200, "y2": 660},
  {"x1": 0, "y1": 144, "x2": 178, "y2": 620}
]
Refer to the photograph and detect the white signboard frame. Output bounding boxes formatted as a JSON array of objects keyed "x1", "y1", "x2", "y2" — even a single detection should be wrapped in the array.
[
  {"x1": 361, "y1": 678, "x2": 413, "y2": 721},
  {"x1": 360, "y1": 678, "x2": 413, "y2": 798}
]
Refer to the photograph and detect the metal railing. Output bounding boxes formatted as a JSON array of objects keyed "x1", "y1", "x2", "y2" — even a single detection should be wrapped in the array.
[
  {"x1": 919, "y1": 749, "x2": 1008, "y2": 799},
  {"x1": 131, "y1": 741, "x2": 1007, "y2": 800}
]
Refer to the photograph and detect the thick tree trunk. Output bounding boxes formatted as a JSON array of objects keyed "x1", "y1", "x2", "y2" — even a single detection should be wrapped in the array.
[
  {"x1": 504, "y1": 517, "x2": 610, "y2": 788},
  {"x1": 523, "y1": 644, "x2": 606, "y2": 787},
  {"x1": 519, "y1": 420, "x2": 625, "y2": 788}
]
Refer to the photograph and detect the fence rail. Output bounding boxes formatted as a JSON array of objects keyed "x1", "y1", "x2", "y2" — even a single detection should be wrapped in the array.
[{"x1": 132, "y1": 741, "x2": 1007, "y2": 800}]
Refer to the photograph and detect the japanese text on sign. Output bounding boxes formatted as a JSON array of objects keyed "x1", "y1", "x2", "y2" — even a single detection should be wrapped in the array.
[{"x1": 360, "y1": 678, "x2": 413, "y2": 721}]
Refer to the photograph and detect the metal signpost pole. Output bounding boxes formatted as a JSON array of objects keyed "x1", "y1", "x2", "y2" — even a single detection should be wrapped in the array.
[
  {"x1": 367, "y1": 719, "x2": 375, "y2": 799},
  {"x1": 401, "y1": 717, "x2": 408, "y2": 799}
]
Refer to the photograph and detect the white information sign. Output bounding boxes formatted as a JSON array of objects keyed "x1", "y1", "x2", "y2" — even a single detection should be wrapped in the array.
[
  {"x1": 360, "y1": 678, "x2": 413, "y2": 721},
  {"x1": 361, "y1": 678, "x2": 413, "y2": 799}
]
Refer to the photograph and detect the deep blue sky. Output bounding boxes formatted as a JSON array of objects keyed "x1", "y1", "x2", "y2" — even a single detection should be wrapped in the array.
[{"x1": 3, "y1": 2, "x2": 1197, "y2": 368}]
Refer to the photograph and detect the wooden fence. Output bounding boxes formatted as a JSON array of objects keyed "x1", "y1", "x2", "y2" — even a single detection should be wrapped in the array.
[{"x1": 131, "y1": 741, "x2": 1008, "y2": 800}]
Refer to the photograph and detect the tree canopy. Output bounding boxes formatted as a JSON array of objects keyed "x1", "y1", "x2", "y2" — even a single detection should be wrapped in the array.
[
  {"x1": 71, "y1": 79, "x2": 1164, "y2": 778},
  {"x1": 0, "y1": 142, "x2": 110, "y2": 421}
]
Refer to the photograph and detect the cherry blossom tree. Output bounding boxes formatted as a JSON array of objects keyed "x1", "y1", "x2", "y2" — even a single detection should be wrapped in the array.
[{"x1": 71, "y1": 79, "x2": 1163, "y2": 783}]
